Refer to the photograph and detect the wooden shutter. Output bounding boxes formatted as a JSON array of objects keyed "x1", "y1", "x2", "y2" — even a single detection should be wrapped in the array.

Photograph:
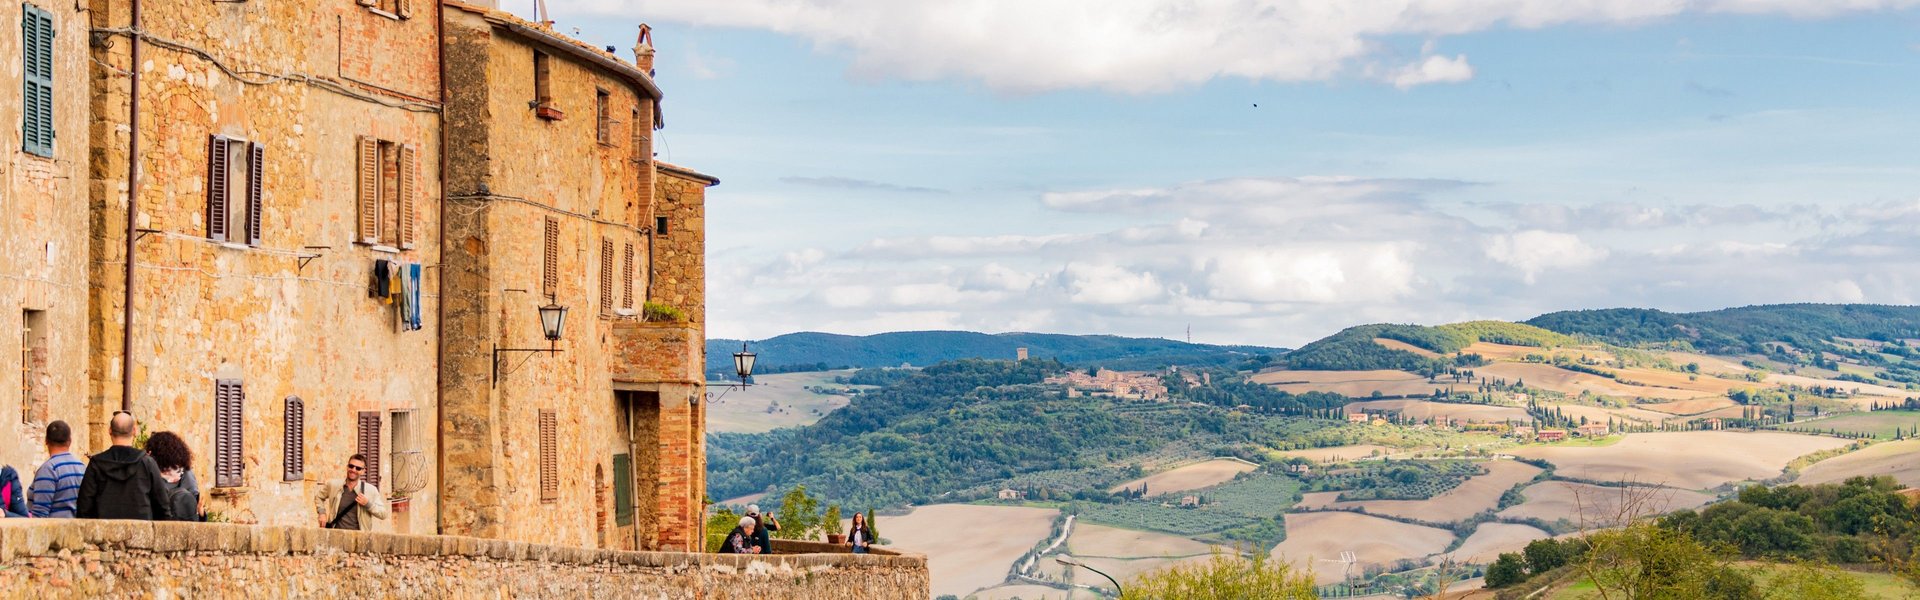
[
  {"x1": 611, "y1": 453, "x2": 633, "y2": 525},
  {"x1": 622, "y1": 243, "x2": 635, "y2": 309},
  {"x1": 21, "y1": 5, "x2": 54, "y2": 158},
  {"x1": 395, "y1": 0, "x2": 413, "y2": 19},
  {"x1": 247, "y1": 142, "x2": 264, "y2": 246},
  {"x1": 539, "y1": 409, "x2": 558, "y2": 502},
  {"x1": 357, "y1": 411, "x2": 382, "y2": 487},
  {"x1": 207, "y1": 136, "x2": 231, "y2": 241},
  {"x1": 398, "y1": 144, "x2": 417, "y2": 249},
  {"x1": 595, "y1": 91, "x2": 610, "y2": 144},
  {"x1": 599, "y1": 238, "x2": 614, "y2": 312},
  {"x1": 542, "y1": 217, "x2": 559, "y2": 295},
  {"x1": 356, "y1": 137, "x2": 380, "y2": 244},
  {"x1": 283, "y1": 396, "x2": 305, "y2": 481},
  {"x1": 214, "y1": 379, "x2": 244, "y2": 488}
]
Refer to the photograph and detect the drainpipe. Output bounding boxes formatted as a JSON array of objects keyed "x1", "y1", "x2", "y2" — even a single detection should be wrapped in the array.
[
  {"x1": 433, "y1": 4, "x2": 446, "y2": 536},
  {"x1": 121, "y1": 0, "x2": 143, "y2": 413}
]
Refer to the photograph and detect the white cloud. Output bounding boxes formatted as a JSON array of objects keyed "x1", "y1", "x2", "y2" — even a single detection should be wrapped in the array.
[
  {"x1": 569, "y1": 0, "x2": 1917, "y2": 92},
  {"x1": 1483, "y1": 230, "x2": 1609, "y2": 283},
  {"x1": 1060, "y1": 263, "x2": 1164, "y2": 305},
  {"x1": 1385, "y1": 54, "x2": 1475, "y2": 89}
]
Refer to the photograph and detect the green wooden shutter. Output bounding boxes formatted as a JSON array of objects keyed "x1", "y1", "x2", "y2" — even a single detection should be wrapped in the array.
[
  {"x1": 612, "y1": 453, "x2": 633, "y2": 525},
  {"x1": 21, "y1": 4, "x2": 54, "y2": 158}
]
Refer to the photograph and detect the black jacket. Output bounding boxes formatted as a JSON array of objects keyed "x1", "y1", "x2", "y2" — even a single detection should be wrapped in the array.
[
  {"x1": 717, "y1": 527, "x2": 753, "y2": 554},
  {"x1": 749, "y1": 513, "x2": 778, "y2": 553},
  {"x1": 76, "y1": 445, "x2": 173, "y2": 520}
]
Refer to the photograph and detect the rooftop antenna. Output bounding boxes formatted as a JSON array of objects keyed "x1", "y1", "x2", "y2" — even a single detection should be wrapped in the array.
[{"x1": 1186, "y1": 324, "x2": 1191, "y2": 344}]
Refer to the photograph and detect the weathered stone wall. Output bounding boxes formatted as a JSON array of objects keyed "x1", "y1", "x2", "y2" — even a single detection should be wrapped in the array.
[
  {"x1": 84, "y1": 0, "x2": 443, "y2": 530},
  {"x1": 0, "y1": 0, "x2": 94, "y2": 467},
  {"x1": 440, "y1": 4, "x2": 708, "y2": 553},
  {"x1": 0, "y1": 520, "x2": 930, "y2": 599}
]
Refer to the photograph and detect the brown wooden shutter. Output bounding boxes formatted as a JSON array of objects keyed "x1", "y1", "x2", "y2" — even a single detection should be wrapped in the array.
[
  {"x1": 398, "y1": 144, "x2": 417, "y2": 249},
  {"x1": 356, "y1": 137, "x2": 380, "y2": 244},
  {"x1": 539, "y1": 409, "x2": 557, "y2": 502},
  {"x1": 247, "y1": 142, "x2": 265, "y2": 246},
  {"x1": 622, "y1": 243, "x2": 635, "y2": 309},
  {"x1": 599, "y1": 238, "x2": 614, "y2": 312},
  {"x1": 595, "y1": 91, "x2": 610, "y2": 144},
  {"x1": 214, "y1": 379, "x2": 244, "y2": 488},
  {"x1": 357, "y1": 411, "x2": 382, "y2": 487},
  {"x1": 395, "y1": 0, "x2": 413, "y2": 19},
  {"x1": 542, "y1": 217, "x2": 559, "y2": 295},
  {"x1": 283, "y1": 396, "x2": 305, "y2": 481},
  {"x1": 207, "y1": 136, "x2": 231, "y2": 242}
]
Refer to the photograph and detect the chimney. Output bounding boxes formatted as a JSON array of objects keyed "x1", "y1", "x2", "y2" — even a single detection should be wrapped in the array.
[{"x1": 633, "y1": 24, "x2": 655, "y2": 74}]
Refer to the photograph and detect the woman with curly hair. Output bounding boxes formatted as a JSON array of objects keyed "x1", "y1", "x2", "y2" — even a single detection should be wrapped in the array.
[{"x1": 143, "y1": 431, "x2": 200, "y2": 521}]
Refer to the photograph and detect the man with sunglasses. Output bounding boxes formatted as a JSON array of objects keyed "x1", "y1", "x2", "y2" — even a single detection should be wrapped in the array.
[
  {"x1": 315, "y1": 454, "x2": 389, "y2": 530},
  {"x1": 76, "y1": 411, "x2": 173, "y2": 520}
]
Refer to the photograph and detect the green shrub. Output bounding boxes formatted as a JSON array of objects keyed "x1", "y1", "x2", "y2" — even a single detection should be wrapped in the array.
[{"x1": 643, "y1": 301, "x2": 686, "y2": 322}]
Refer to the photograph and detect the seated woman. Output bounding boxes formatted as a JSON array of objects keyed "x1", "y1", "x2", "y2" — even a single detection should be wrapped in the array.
[{"x1": 717, "y1": 516, "x2": 760, "y2": 554}]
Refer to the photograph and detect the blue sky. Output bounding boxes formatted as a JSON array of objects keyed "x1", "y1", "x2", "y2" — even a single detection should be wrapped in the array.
[{"x1": 532, "y1": 1, "x2": 1920, "y2": 347}]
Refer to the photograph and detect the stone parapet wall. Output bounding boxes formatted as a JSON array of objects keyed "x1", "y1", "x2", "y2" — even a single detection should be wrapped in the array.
[{"x1": 0, "y1": 520, "x2": 929, "y2": 599}]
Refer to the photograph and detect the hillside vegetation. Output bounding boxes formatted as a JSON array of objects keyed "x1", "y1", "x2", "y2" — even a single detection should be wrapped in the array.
[
  {"x1": 1528, "y1": 304, "x2": 1920, "y2": 354},
  {"x1": 1284, "y1": 321, "x2": 1575, "y2": 371},
  {"x1": 705, "y1": 331, "x2": 1284, "y2": 377}
]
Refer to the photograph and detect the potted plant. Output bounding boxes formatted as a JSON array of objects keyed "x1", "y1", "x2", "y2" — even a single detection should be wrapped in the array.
[{"x1": 642, "y1": 301, "x2": 686, "y2": 323}]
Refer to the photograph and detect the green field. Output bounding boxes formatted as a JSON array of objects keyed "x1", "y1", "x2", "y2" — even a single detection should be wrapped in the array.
[
  {"x1": 1549, "y1": 564, "x2": 1918, "y2": 599},
  {"x1": 1788, "y1": 410, "x2": 1920, "y2": 440},
  {"x1": 1079, "y1": 472, "x2": 1302, "y2": 535},
  {"x1": 705, "y1": 370, "x2": 871, "y2": 433}
]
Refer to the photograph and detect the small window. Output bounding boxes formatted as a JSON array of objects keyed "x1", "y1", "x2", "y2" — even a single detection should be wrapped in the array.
[
  {"x1": 21, "y1": 4, "x2": 54, "y2": 158},
  {"x1": 214, "y1": 379, "x2": 245, "y2": 488},
  {"x1": 599, "y1": 238, "x2": 615, "y2": 313},
  {"x1": 630, "y1": 107, "x2": 646, "y2": 163},
  {"x1": 539, "y1": 409, "x2": 558, "y2": 503},
  {"x1": 21, "y1": 310, "x2": 48, "y2": 424},
  {"x1": 207, "y1": 135, "x2": 264, "y2": 246},
  {"x1": 542, "y1": 217, "x2": 560, "y2": 295},
  {"x1": 355, "y1": 137, "x2": 416, "y2": 249},
  {"x1": 357, "y1": 411, "x2": 382, "y2": 487},
  {"x1": 283, "y1": 396, "x2": 305, "y2": 481},
  {"x1": 357, "y1": 0, "x2": 412, "y2": 19},
  {"x1": 595, "y1": 89, "x2": 611, "y2": 144},
  {"x1": 654, "y1": 216, "x2": 669, "y2": 238},
  {"x1": 533, "y1": 51, "x2": 560, "y2": 120}
]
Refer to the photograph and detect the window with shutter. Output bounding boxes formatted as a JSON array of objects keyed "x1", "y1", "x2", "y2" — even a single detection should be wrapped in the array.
[
  {"x1": 612, "y1": 453, "x2": 632, "y2": 526},
  {"x1": 540, "y1": 409, "x2": 558, "y2": 502},
  {"x1": 542, "y1": 217, "x2": 560, "y2": 295},
  {"x1": 622, "y1": 243, "x2": 635, "y2": 309},
  {"x1": 630, "y1": 108, "x2": 643, "y2": 163},
  {"x1": 214, "y1": 380, "x2": 245, "y2": 488},
  {"x1": 356, "y1": 137, "x2": 380, "y2": 244},
  {"x1": 21, "y1": 4, "x2": 54, "y2": 158},
  {"x1": 207, "y1": 136, "x2": 232, "y2": 242},
  {"x1": 283, "y1": 396, "x2": 305, "y2": 481},
  {"x1": 595, "y1": 89, "x2": 611, "y2": 144},
  {"x1": 599, "y1": 238, "x2": 614, "y2": 312},
  {"x1": 247, "y1": 142, "x2": 264, "y2": 246},
  {"x1": 398, "y1": 144, "x2": 417, "y2": 249},
  {"x1": 357, "y1": 411, "x2": 382, "y2": 487}
]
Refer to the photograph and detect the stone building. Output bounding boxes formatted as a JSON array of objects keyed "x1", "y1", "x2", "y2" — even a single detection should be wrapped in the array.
[
  {"x1": 439, "y1": 2, "x2": 714, "y2": 551},
  {"x1": 1, "y1": 0, "x2": 92, "y2": 461},
  {"x1": 80, "y1": 0, "x2": 446, "y2": 529}
]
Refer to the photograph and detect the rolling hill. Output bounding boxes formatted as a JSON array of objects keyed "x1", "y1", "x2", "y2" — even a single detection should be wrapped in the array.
[
  {"x1": 1526, "y1": 304, "x2": 1920, "y2": 354},
  {"x1": 705, "y1": 331, "x2": 1285, "y2": 378}
]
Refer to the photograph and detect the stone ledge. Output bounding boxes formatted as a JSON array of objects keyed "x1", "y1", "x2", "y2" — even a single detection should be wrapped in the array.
[{"x1": 0, "y1": 520, "x2": 928, "y2": 571}]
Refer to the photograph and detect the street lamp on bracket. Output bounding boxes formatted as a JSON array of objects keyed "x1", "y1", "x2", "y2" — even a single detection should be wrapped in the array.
[
  {"x1": 493, "y1": 302, "x2": 568, "y2": 387},
  {"x1": 702, "y1": 342, "x2": 757, "y2": 405}
]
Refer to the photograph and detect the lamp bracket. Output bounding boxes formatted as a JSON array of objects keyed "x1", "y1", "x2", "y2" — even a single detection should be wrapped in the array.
[{"x1": 492, "y1": 343, "x2": 564, "y2": 387}]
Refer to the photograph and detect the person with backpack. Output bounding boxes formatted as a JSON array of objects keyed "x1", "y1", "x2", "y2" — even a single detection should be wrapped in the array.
[
  {"x1": 143, "y1": 431, "x2": 200, "y2": 521},
  {"x1": 315, "y1": 454, "x2": 389, "y2": 530},
  {"x1": 76, "y1": 411, "x2": 173, "y2": 520}
]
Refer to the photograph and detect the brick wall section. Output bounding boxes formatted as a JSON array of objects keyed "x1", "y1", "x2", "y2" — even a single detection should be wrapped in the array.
[
  {"x1": 0, "y1": 0, "x2": 93, "y2": 472},
  {"x1": 81, "y1": 0, "x2": 444, "y2": 529},
  {"x1": 0, "y1": 520, "x2": 929, "y2": 599}
]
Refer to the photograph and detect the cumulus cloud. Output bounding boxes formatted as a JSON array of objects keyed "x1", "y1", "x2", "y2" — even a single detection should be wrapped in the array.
[
  {"x1": 568, "y1": 0, "x2": 1917, "y2": 92},
  {"x1": 1484, "y1": 230, "x2": 1610, "y2": 283}
]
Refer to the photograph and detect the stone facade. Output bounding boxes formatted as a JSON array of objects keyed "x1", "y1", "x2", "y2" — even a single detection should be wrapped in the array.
[
  {"x1": 0, "y1": 520, "x2": 930, "y2": 599},
  {"x1": 1, "y1": 0, "x2": 93, "y2": 462},
  {"x1": 438, "y1": 2, "x2": 714, "y2": 552},
  {"x1": 0, "y1": 0, "x2": 717, "y2": 573},
  {"x1": 80, "y1": 0, "x2": 445, "y2": 531}
]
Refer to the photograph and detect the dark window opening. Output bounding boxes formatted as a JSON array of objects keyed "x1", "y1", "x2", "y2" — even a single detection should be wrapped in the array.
[{"x1": 654, "y1": 216, "x2": 669, "y2": 237}]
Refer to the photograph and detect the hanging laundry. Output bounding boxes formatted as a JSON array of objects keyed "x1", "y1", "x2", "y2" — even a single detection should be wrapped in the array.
[
  {"x1": 387, "y1": 261, "x2": 402, "y2": 306},
  {"x1": 408, "y1": 263, "x2": 424, "y2": 330},
  {"x1": 370, "y1": 259, "x2": 391, "y2": 300}
]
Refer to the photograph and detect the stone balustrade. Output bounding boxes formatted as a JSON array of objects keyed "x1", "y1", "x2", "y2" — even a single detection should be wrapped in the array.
[{"x1": 0, "y1": 519, "x2": 928, "y2": 598}]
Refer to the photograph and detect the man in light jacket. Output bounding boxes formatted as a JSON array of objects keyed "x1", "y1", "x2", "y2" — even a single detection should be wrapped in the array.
[{"x1": 315, "y1": 454, "x2": 389, "y2": 530}]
